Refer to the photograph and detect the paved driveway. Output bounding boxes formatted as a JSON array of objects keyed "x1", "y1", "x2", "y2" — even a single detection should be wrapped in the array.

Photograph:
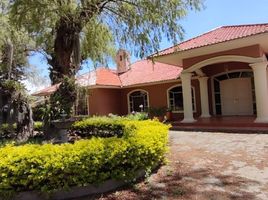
[
  {"x1": 79, "y1": 131, "x2": 268, "y2": 200},
  {"x1": 164, "y1": 131, "x2": 268, "y2": 200}
]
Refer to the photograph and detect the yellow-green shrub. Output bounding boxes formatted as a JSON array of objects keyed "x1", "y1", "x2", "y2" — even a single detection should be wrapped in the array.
[
  {"x1": 0, "y1": 118, "x2": 169, "y2": 195},
  {"x1": 33, "y1": 121, "x2": 43, "y2": 132}
]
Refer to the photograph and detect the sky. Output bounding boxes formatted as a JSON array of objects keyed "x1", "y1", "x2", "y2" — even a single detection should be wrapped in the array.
[{"x1": 26, "y1": 0, "x2": 268, "y2": 93}]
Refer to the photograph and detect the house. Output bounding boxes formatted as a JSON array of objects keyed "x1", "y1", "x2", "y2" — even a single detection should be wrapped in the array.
[{"x1": 33, "y1": 23, "x2": 268, "y2": 124}]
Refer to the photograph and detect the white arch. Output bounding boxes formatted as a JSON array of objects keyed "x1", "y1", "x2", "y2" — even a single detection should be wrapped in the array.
[
  {"x1": 183, "y1": 55, "x2": 266, "y2": 73},
  {"x1": 127, "y1": 89, "x2": 149, "y2": 113}
]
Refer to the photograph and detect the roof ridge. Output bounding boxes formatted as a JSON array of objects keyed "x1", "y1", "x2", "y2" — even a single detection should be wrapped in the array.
[
  {"x1": 76, "y1": 66, "x2": 116, "y2": 78},
  {"x1": 153, "y1": 26, "x2": 225, "y2": 55},
  {"x1": 153, "y1": 22, "x2": 268, "y2": 57},
  {"x1": 221, "y1": 23, "x2": 268, "y2": 28}
]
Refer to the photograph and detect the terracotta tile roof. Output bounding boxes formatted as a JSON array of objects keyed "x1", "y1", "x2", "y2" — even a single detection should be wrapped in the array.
[
  {"x1": 34, "y1": 23, "x2": 268, "y2": 96},
  {"x1": 32, "y1": 61, "x2": 181, "y2": 96},
  {"x1": 32, "y1": 83, "x2": 60, "y2": 96},
  {"x1": 33, "y1": 68, "x2": 121, "y2": 96},
  {"x1": 76, "y1": 68, "x2": 121, "y2": 87},
  {"x1": 156, "y1": 23, "x2": 268, "y2": 56},
  {"x1": 96, "y1": 68, "x2": 121, "y2": 86},
  {"x1": 119, "y1": 60, "x2": 182, "y2": 86}
]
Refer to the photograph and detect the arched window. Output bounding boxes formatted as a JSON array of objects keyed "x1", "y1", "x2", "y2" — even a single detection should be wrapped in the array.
[
  {"x1": 168, "y1": 85, "x2": 195, "y2": 112},
  {"x1": 128, "y1": 90, "x2": 149, "y2": 113}
]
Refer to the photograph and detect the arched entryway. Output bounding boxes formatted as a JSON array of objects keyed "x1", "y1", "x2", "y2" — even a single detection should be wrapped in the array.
[
  {"x1": 180, "y1": 55, "x2": 268, "y2": 123},
  {"x1": 128, "y1": 90, "x2": 149, "y2": 113}
]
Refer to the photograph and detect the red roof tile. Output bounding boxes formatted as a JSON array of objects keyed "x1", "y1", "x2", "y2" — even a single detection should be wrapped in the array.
[
  {"x1": 157, "y1": 23, "x2": 268, "y2": 56},
  {"x1": 32, "y1": 61, "x2": 181, "y2": 96},
  {"x1": 76, "y1": 68, "x2": 121, "y2": 87},
  {"x1": 119, "y1": 60, "x2": 182, "y2": 86},
  {"x1": 32, "y1": 84, "x2": 60, "y2": 96},
  {"x1": 96, "y1": 68, "x2": 121, "y2": 86},
  {"x1": 34, "y1": 23, "x2": 268, "y2": 96}
]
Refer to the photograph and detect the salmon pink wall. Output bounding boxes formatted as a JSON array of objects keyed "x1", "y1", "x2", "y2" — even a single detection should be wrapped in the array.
[
  {"x1": 88, "y1": 88, "x2": 122, "y2": 116},
  {"x1": 120, "y1": 80, "x2": 201, "y2": 120},
  {"x1": 88, "y1": 81, "x2": 201, "y2": 121},
  {"x1": 183, "y1": 45, "x2": 263, "y2": 69}
]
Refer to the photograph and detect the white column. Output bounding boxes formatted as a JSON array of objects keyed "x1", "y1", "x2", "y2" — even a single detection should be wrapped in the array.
[
  {"x1": 250, "y1": 61, "x2": 268, "y2": 123},
  {"x1": 181, "y1": 73, "x2": 196, "y2": 123},
  {"x1": 198, "y1": 77, "x2": 211, "y2": 118}
]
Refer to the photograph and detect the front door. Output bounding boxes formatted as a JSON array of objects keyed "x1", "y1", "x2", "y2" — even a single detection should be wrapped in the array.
[{"x1": 220, "y1": 78, "x2": 253, "y2": 116}]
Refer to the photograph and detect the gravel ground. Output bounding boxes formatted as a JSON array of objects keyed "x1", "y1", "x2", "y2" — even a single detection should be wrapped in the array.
[{"x1": 75, "y1": 131, "x2": 268, "y2": 200}]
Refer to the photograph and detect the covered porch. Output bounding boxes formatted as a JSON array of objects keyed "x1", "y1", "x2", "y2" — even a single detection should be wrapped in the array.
[
  {"x1": 156, "y1": 44, "x2": 268, "y2": 125},
  {"x1": 171, "y1": 116, "x2": 268, "y2": 133},
  {"x1": 179, "y1": 54, "x2": 268, "y2": 124}
]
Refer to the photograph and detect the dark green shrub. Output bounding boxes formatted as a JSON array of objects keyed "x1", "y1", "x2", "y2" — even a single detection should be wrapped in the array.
[
  {"x1": 0, "y1": 118, "x2": 169, "y2": 195},
  {"x1": 33, "y1": 121, "x2": 43, "y2": 132},
  {"x1": 148, "y1": 107, "x2": 167, "y2": 117},
  {"x1": 32, "y1": 104, "x2": 46, "y2": 121},
  {"x1": 70, "y1": 117, "x2": 126, "y2": 138},
  {"x1": 0, "y1": 123, "x2": 17, "y2": 139}
]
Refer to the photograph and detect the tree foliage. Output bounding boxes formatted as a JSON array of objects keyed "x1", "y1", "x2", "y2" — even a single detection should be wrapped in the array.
[
  {"x1": 8, "y1": 0, "x2": 203, "y2": 121},
  {"x1": 0, "y1": 1, "x2": 32, "y2": 81},
  {"x1": 10, "y1": 0, "x2": 203, "y2": 76}
]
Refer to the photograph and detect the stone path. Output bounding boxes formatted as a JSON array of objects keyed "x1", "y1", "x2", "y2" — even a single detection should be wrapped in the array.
[{"x1": 162, "y1": 131, "x2": 268, "y2": 200}]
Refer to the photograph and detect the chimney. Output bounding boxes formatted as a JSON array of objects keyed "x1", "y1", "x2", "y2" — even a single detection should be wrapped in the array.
[{"x1": 115, "y1": 49, "x2": 130, "y2": 73}]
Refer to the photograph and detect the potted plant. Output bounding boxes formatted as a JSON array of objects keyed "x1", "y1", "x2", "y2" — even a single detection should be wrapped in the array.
[
  {"x1": 166, "y1": 107, "x2": 172, "y2": 121},
  {"x1": 148, "y1": 107, "x2": 166, "y2": 122}
]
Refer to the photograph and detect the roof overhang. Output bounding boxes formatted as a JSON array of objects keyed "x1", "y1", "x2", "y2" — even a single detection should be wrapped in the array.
[{"x1": 153, "y1": 32, "x2": 268, "y2": 66}]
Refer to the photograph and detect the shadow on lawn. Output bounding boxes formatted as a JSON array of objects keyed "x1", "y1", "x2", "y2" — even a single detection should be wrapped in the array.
[{"x1": 74, "y1": 166, "x2": 259, "y2": 200}]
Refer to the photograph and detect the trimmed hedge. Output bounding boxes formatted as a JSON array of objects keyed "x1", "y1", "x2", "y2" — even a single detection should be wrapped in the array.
[
  {"x1": 0, "y1": 118, "x2": 169, "y2": 196},
  {"x1": 70, "y1": 117, "x2": 126, "y2": 138}
]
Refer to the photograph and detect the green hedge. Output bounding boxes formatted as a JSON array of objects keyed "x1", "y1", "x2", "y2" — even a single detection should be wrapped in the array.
[
  {"x1": 0, "y1": 118, "x2": 169, "y2": 196},
  {"x1": 70, "y1": 117, "x2": 126, "y2": 138}
]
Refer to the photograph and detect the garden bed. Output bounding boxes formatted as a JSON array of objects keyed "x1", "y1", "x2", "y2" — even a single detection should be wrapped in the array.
[{"x1": 0, "y1": 117, "x2": 169, "y2": 200}]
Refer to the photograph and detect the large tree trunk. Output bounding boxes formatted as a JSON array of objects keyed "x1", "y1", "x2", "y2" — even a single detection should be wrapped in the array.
[{"x1": 49, "y1": 17, "x2": 82, "y2": 84}]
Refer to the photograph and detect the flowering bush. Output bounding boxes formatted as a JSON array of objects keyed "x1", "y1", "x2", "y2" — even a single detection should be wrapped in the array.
[{"x1": 0, "y1": 118, "x2": 169, "y2": 196}]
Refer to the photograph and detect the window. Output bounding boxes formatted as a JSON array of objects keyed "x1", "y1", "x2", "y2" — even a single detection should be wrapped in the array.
[
  {"x1": 128, "y1": 90, "x2": 149, "y2": 112},
  {"x1": 168, "y1": 85, "x2": 195, "y2": 112}
]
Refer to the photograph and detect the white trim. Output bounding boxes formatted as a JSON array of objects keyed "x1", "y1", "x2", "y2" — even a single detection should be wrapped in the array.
[
  {"x1": 211, "y1": 69, "x2": 254, "y2": 115},
  {"x1": 88, "y1": 85, "x2": 122, "y2": 89},
  {"x1": 123, "y1": 79, "x2": 180, "y2": 88},
  {"x1": 183, "y1": 55, "x2": 266, "y2": 73},
  {"x1": 127, "y1": 89, "x2": 150, "y2": 114},
  {"x1": 166, "y1": 84, "x2": 197, "y2": 113}
]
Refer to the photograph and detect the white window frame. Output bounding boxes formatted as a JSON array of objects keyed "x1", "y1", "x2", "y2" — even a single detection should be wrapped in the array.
[
  {"x1": 127, "y1": 89, "x2": 149, "y2": 113},
  {"x1": 166, "y1": 84, "x2": 196, "y2": 113}
]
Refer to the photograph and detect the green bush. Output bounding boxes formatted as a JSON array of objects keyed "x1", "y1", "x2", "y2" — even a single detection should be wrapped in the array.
[
  {"x1": 148, "y1": 107, "x2": 167, "y2": 117},
  {"x1": 33, "y1": 121, "x2": 43, "y2": 132},
  {"x1": 0, "y1": 123, "x2": 17, "y2": 139},
  {"x1": 70, "y1": 117, "x2": 126, "y2": 138},
  {"x1": 126, "y1": 112, "x2": 149, "y2": 121},
  {"x1": 0, "y1": 118, "x2": 169, "y2": 196},
  {"x1": 32, "y1": 104, "x2": 46, "y2": 121}
]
